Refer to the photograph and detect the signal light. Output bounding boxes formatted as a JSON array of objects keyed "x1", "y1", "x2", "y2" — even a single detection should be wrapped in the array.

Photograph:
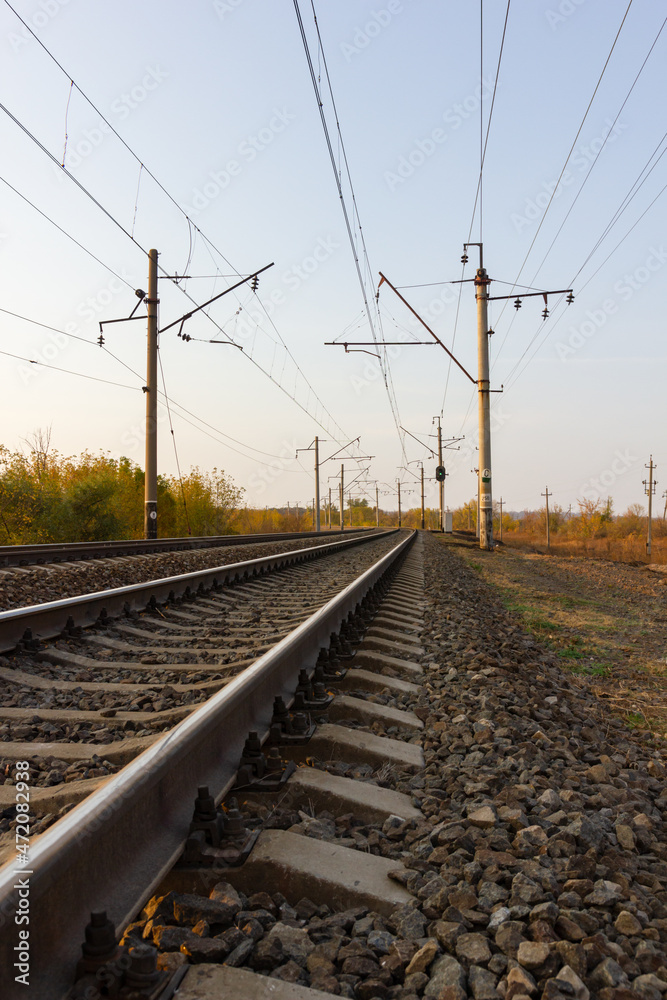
[{"x1": 435, "y1": 465, "x2": 446, "y2": 482}]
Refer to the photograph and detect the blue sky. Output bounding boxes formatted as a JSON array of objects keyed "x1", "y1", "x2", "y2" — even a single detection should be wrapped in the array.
[{"x1": 0, "y1": 0, "x2": 665, "y2": 519}]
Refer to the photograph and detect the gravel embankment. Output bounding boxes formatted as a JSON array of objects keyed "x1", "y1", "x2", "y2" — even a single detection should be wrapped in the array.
[{"x1": 130, "y1": 532, "x2": 667, "y2": 999}]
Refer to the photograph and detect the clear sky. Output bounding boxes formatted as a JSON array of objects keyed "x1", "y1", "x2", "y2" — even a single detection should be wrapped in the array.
[{"x1": 0, "y1": 0, "x2": 665, "y2": 519}]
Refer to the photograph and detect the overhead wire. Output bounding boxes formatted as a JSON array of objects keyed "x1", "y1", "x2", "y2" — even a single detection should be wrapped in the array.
[
  {"x1": 1, "y1": 0, "x2": 355, "y2": 451},
  {"x1": 293, "y1": 0, "x2": 406, "y2": 461},
  {"x1": 157, "y1": 347, "x2": 192, "y2": 534},
  {"x1": 440, "y1": 0, "x2": 511, "y2": 426},
  {"x1": 0, "y1": 348, "x2": 141, "y2": 390},
  {"x1": 527, "y1": 14, "x2": 667, "y2": 286}
]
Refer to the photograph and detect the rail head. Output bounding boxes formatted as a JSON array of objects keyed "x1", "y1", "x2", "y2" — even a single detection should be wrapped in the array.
[{"x1": 0, "y1": 529, "x2": 415, "y2": 1000}]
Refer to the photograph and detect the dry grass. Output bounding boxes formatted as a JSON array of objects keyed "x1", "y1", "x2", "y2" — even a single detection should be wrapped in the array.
[{"x1": 502, "y1": 532, "x2": 667, "y2": 565}]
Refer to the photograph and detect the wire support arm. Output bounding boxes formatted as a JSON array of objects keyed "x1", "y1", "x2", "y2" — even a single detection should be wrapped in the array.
[
  {"x1": 159, "y1": 263, "x2": 274, "y2": 334},
  {"x1": 378, "y1": 272, "x2": 477, "y2": 385}
]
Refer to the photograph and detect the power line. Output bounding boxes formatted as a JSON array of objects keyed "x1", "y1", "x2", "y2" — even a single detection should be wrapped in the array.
[
  {"x1": 0, "y1": 175, "x2": 134, "y2": 290},
  {"x1": 492, "y1": 0, "x2": 634, "y2": 335},
  {"x1": 527, "y1": 14, "x2": 667, "y2": 286},
  {"x1": 293, "y1": 0, "x2": 406, "y2": 459},
  {"x1": 1, "y1": 3, "x2": 355, "y2": 450},
  {"x1": 0, "y1": 348, "x2": 141, "y2": 390}
]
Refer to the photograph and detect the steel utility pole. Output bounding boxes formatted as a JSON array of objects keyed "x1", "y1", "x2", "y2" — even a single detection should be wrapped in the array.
[
  {"x1": 542, "y1": 486, "x2": 552, "y2": 550},
  {"x1": 144, "y1": 249, "x2": 158, "y2": 539},
  {"x1": 644, "y1": 457, "x2": 657, "y2": 557}
]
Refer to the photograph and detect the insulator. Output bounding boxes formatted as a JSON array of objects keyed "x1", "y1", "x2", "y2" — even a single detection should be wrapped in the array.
[
  {"x1": 566, "y1": 291, "x2": 575, "y2": 304},
  {"x1": 514, "y1": 298, "x2": 522, "y2": 310},
  {"x1": 542, "y1": 307, "x2": 549, "y2": 320},
  {"x1": 97, "y1": 334, "x2": 104, "y2": 347},
  {"x1": 251, "y1": 275, "x2": 259, "y2": 292},
  {"x1": 460, "y1": 252, "x2": 469, "y2": 264}
]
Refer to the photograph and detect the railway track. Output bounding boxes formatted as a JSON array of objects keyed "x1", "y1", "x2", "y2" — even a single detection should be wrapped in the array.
[
  {"x1": 0, "y1": 528, "x2": 371, "y2": 569},
  {"x1": 0, "y1": 527, "x2": 425, "y2": 998}
]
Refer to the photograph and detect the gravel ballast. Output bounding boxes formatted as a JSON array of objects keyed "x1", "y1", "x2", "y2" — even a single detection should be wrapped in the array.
[{"x1": 127, "y1": 532, "x2": 667, "y2": 997}]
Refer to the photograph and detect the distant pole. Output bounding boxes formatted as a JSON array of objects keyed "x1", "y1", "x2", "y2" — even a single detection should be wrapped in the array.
[
  {"x1": 339, "y1": 464, "x2": 344, "y2": 533},
  {"x1": 420, "y1": 465, "x2": 425, "y2": 529},
  {"x1": 498, "y1": 497, "x2": 504, "y2": 542},
  {"x1": 328, "y1": 487, "x2": 332, "y2": 529},
  {"x1": 314, "y1": 437, "x2": 321, "y2": 531},
  {"x1": 435, "y1": 417, "x2": 444, "y2": 531},
  {"x1": 312, "y1": 497, "x2": 315, "y2": 528},
  {"x1": 662, "y1": 489, "x2": 667, "y2": 521},
  {"x1": 476, "y1": 259, "x2": 493, "y2": 551},
  {"x1": 397, "y1": 480, "x2": 402, "y2": 528},
  {"x1": 144, "y1": 248, "x2": 158, "y2": 539},
  {"x1": 542, "y1": 486, "x2": 552, "y2": 550},
  {"x1": 375, "y1": 484, "x2": 380, "y2": 528},
  {"x1": 644, "y1": 457, "x2": 657, "y2": 557}
]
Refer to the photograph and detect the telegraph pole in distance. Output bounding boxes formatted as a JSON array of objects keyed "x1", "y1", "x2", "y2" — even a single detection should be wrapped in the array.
[
  {"x1": 644, "y1": 457, "x2": 657, "y2": 557},
  {"x1": 376, "y1": 484, "x2": 380, "y2": 527},
  {"x1": 144, "y1": 249, "x2": 158, "y2": 539},
  {"x1": 339, "y1": 465, "x2": 344, "y2": 533},
  {"x1": 397, "y1": 480, "x2": 402, "y2": 528},
  {"x1": 296, "y1": 437, "x2": 322, "y2": 531},
  {"x1": 498, "y1": 497, "x2": 504, "y2": 542},
  {"x1": 475, "y1": 254, "x2": 493, "y2": 551},
  {"x1": 542, "y1": 486, "x2": 552, "y2": 550}
]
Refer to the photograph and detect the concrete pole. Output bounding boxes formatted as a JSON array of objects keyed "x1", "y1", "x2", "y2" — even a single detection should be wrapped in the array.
[
  {"x1": 420, "y1": 465, "x2": 425, "y2": 529},
  {"x1": 397, "y1": 481, "x2": 402, "y2": 528},
  {"x1": 314, "y1": 437, "x2": 321, "y2": 532},
  {"x1": 375, "y1": 484, "x2": 380, "y2": 528},
  {"x1": 436, "y1": 418, "x2": 444, "y2": 531},
  {"x1": 339, "y1": 464, "x2": 344, "y2": 533},
  {"x1": 328, "y1": 487, "x2": 331, "y2": 529},
  {"x1": 646, "y1": 457, "x2": 654, "y2": 557},
  {"x1": 144, "y1": 249, "x2": 158, "y2": 539},
  {"x1": 476, "y1": 265, "x2": 493, "y2": 550},
  {"x1": 542, "y1": 487, "x2": 552, "y2": 549},
  {"x1": 498, "y1": 497, "x2": 504, "y2": 542}
]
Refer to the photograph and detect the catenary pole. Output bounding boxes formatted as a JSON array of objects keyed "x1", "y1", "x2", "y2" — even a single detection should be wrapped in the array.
[
  {"x1": 476, "y1": 262, "x2": 493, "y2": 551},
  {"x1": 144, "y1": 249, "x2": 158, "y2": 539},
  {"x1": 314, "y1": 437, "x2": 320, "y2": 531}
]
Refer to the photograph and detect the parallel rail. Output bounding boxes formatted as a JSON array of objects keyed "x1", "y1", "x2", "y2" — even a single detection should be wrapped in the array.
[
  {"x1": 0, "y1": 529, "x2": 390, "y2": 654},
  {"x1": 0, "y1": 529, "x2": 415, "y2": 1000},
  {"x1": 0, "y1": 527, "x2": 371, "y2": 568}
]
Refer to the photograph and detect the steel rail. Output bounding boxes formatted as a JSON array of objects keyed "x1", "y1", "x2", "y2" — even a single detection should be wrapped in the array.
[
  {"x1": 0, "y1": 530, "x2": 416, "y2": 1000},
  {"x1": 0, "y1": 529, "x2": 393, "y2": 654},
  {"x1": 0, "y1": 527, "x2": 371, "y2": 568}
]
